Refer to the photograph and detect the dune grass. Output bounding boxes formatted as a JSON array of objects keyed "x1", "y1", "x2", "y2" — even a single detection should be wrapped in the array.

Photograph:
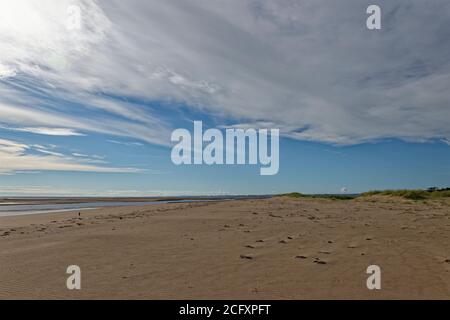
[
  {"x1": 282, "y1": 188, "x2": 450, "y2": 201},
  {"x1": 281, "y1": 192, "x2": 355, "y2": 200},
  {"x1": 361, "y1": 188, "x2": 450, "y2": 200}
]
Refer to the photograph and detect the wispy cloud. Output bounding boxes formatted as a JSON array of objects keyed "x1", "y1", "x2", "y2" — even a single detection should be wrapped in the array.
[
  {"x1": 72, "y1": 152, "x2": 103, "y2": 159},
  {"x1": 107, "y1": 140, "x2": 143, "y2": 147},
  {"x1": 0, "y1": 138, "x2": 141, "y2": 174},
  {"x1": 72, "y1": 153, "x2": 89, "y2": 157},
  {"x1": 0, "y1": 125, "x2": 85, "y2": 136},
  {"x1": 35, "y1": 148, "x2": 65, "y2": 157}
]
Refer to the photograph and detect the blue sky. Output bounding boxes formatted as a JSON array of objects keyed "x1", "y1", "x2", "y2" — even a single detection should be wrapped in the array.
[{"x1": 0, "y1": 0, "x2": 449, "y2": 196}]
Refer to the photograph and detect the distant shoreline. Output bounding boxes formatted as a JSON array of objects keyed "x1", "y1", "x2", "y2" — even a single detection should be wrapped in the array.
[
  {"x1": 2, "y1": 188, "x2": 448, "y2": 207},
  {"x1": 0, "y1": 195, "x2": 273, "y2": 206}
]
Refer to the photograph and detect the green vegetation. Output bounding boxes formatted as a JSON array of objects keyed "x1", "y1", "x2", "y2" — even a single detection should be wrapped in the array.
[
  {"x1": 361, "y1": 188, "x2": 450, "y2": 200},
  {"x1": 281, "y1": 192, "x2": 355, "y2": 200},
  {"x1": 281, "y1": 188, "x2": 450, "y2": 201}
]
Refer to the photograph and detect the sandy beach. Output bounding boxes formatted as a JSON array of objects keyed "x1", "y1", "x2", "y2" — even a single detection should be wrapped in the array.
[{"x1": 0, "y1": 196, "x2": 449, "y2": 299}]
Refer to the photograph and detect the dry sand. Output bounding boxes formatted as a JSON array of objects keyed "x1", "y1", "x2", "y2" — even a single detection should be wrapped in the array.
[{"x1": 0, "y1": 196, "x2": 449, "y2": 299}]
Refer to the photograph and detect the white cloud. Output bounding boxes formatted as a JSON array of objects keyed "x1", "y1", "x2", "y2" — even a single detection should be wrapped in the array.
[
  {"x1": 0, "y1": 0, "x2": 449, "y2": 145},
  {"x1": 0, "y1": 125, "x2": 84, "y2": 136},
  {"x1": 72, "y1": 153, "x2": 88, "y2": 157},
  {"x1": 18, "y1": 127, "x2": 84, "y2": 136},
  {"x1": 0, "y1": 138, "x2": 141, "y2": 174},
  {"x1": 107, "y1": 140, "x2": 143, "y2": 147},
  {"x1": 35, "y1": 148, "x2": 65, "y2": 157}
]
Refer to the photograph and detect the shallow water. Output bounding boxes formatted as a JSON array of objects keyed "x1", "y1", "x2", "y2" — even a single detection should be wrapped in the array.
[{"x1": 0, "y1": 200, "x2": 207, "y2": 217}]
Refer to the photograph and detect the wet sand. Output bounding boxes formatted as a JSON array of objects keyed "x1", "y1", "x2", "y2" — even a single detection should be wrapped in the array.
[{"x1": 0, "y1": 196, "x2": 449, "y2": 299}]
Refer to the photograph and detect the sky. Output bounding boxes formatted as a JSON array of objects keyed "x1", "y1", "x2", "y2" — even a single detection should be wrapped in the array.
[{"x1": 0, "y1": 0, "x2": 449, "y2": 196}]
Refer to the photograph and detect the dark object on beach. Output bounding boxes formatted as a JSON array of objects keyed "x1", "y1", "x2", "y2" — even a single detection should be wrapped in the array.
[
  {"x1": 269, "y1": 213, "x2": 282, "y2": 218},
  {"x1": 78, "y1": 212, "x2": 81, "y2": 217}
]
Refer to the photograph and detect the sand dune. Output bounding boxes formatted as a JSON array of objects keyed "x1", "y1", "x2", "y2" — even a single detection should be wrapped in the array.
[{"x1": 0, "y1": 196, "x2": 449, "y2": 299}]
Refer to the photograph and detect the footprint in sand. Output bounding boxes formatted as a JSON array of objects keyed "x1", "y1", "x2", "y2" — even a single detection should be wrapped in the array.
[
  {"x1": 279, "y1": 235, "x2": 296, "y2": 244},
  {"x1": 240, "y1": 254, "x2": 253, "y2": 260},
  {"x1": 313, "y1": 258, "x2": 327, "y2": 265},
  {"x1": 295, "y1": 255, "x2": 308, "y2": 260}
]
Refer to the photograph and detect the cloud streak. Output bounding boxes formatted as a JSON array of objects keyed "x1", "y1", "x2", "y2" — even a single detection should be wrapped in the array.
[
  {"x1": 0, "y1": 125, "x2": 85, "y2": 136},
  {"x1": 0, "y1": 138, "x2": 141, "y2": 174}
]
